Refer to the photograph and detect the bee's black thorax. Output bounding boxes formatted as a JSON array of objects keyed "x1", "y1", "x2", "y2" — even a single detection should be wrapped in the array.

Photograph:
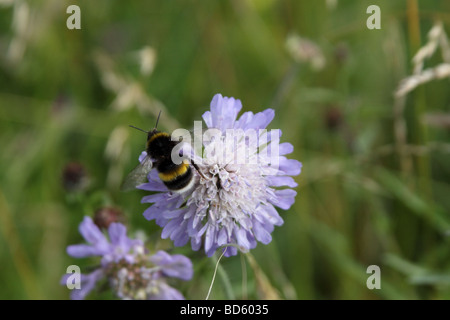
[
  {"x1": 146, "y1": 130, "x2": 193, "y2": 192},
  {"x1": 146, "y1": 131, "x2": 177, "y2": 160}
]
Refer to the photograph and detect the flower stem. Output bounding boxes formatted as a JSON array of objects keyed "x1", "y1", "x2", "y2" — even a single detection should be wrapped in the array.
[{"x1": 206, "y1": 249, "x2": 235, "y2": 300}]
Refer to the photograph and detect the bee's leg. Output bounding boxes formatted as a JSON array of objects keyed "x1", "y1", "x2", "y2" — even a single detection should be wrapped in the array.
[
  {"x1": 191, "y1": 160, "x2": 210, "y2": 180},
  {"x1": 191, "y1": 160, "x2": 222, "y2": 190}
]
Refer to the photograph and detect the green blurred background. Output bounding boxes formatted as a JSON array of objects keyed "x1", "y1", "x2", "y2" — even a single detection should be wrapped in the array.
[{"x1": 1, "y1": 0, "x2": 450, "y2": 300}]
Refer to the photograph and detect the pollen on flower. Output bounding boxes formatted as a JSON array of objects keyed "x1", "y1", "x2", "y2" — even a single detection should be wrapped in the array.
[{"x1": 105, "y1": 257, "x2": 166, "y2": 300}]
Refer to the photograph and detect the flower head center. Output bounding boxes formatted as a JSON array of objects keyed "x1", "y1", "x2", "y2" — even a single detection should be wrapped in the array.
[
  {"x1": 190, "y1": 156, "x2": 269, "y2": 231},
  {"x1": 105, "y1": 257, "x2": 163, "y2": 300}
]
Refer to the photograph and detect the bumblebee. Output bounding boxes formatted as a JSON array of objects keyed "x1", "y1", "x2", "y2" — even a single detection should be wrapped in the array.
[{"x1": 122, "y1": 112, "x2": 195, "y2": 193}]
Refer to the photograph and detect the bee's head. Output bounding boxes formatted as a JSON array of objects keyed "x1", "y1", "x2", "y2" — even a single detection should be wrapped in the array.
[
  {"x1": 129, "y1": 110, "x2": 162, "y2": 140},
  {"x1": 147, "y1": 128, "x2": 160, "y2": 141}
]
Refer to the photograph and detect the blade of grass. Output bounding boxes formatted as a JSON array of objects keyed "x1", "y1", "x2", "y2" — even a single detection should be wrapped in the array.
[
  {"x1": 375, "y1": 168, "x2": 450, "y2": 233},
  {"x1": 0, "y1": 189, "x2": 43, "y2": 299}
]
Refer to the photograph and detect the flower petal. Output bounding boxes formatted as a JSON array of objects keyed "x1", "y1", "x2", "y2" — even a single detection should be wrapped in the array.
[
  {"x1": 172, "y1": 230, "x2": 189, "y2": 247},
  {"x1": 161, "y1": 219, "x2": 180, "y2": 239},
  {"x1": 258, "y1": 203, "x2": 284, "y2": 226},
  {"x1": 151, "y1": 251, "x2": 193, "y2": 281},
  {"x1": 235, "y1": 228, "x2": 251, "y2": 250},
  {"x1": 138, "y1": 170, "x2": 167, "y2": 192},
  {"x1": 67, "y1": 244, "x2": 104, "y2": 258},
  {"x1": 244, "y1": 109, "x2": 275, "y2": 130},
  {"x1": 252, "y1": 220, "x2": 272, "y2": 244},
  {"x1": 267, "y1": 176, "x2": 298, "y2": 188},
  {"x1": 138, "y1": 151, "x2": 147, "y2": 163},
  {"x1": 278, "y1": 157, "x2": 302, "y2": 176},
  {"x1": 191, "y1": 235, "x2": 202, "y2": 251},
  {"x1": 141, "y1": 193, "x2": 167, "y2": 204},
  {"x1": 279, "y1": 142, "x2": 294, "y2": 155},
  {"x1": 271, "y1": 189, "x2": 297, "y2": 210},
  {"x1": 148, "y1": 282, "x2": 185, "y2": 300},
  {"x1": 234, "y1": 111, "x2": 252, "y2": 129},
  {"x1": 217, "y1": 227, "x2": 228, "y2": 246},
  {"x1": 78, "y1": 216, "x2": 106, "y2": 246},
  {"x1": 69, "y1": 269, "x2": 104, "y2": 300},
  {"x1": 204, "y1": 223, "x2": 217, "y2": 254},
  {"x1": 223, "y1": 245, "x2": 238, "y2": 257},
  {"x1": 108, "y1": 222, "x2": 127, "y2": 246},
  {"x1": 208, "y1": 94, "x2": 243, "y2": 131},
  {"x1": 138, "y1": 181, "x2": 167, "y2": 192},
  {"x1": 202, "y1": 110, "x2": 213, "y2": 128}
]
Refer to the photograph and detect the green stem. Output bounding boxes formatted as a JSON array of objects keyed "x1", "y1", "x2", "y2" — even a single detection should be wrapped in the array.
[
  {"x1": 407, "y1": 0, "x2": 432, "y2": 200},
  {"x1": 0, "y1": 190, "x2": 43, "y2": 299},
  {"x1": 207, "y1": 250, "x2": 235, "y2": 300},
  {"x1": 217, "y1": 262, "x2": 235, "y2": 300}
]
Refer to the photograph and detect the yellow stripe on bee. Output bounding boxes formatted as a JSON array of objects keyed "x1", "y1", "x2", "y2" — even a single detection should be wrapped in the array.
[
  {"x1": 147, "y1": 132, "x2": 169, "y2": 145},
  {"x1": 158, "y1": 160, "x2": 190, "y2": 182}
]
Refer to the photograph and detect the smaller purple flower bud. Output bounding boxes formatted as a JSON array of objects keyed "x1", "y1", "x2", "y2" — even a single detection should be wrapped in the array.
[{"x1": 93, "y1": 207, "x2": 125, "y2": 230}]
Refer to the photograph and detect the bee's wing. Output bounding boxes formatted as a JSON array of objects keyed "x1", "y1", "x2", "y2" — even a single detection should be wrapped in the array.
[{"x1": 121, "y1": 156, "x2": 154, "y2": 191}]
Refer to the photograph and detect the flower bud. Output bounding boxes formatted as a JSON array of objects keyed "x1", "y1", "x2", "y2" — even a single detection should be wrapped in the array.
[
  {"x1": 93, "y1": 207, "x2": 125, "y2": 230},
  {"x1": 62, "y1": 161, "x2": 89, "y2": 192}
]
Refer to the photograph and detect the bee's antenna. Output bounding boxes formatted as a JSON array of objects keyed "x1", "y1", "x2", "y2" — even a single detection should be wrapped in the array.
[
  {"x1": 129, "y1": 125, "x2": 149, "y2": 134},
  {"x1": 154, "y1": 110, "x2": 162, "y2": 129}
]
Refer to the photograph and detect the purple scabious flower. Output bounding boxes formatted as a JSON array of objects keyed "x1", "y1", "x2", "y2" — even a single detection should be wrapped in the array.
[
  {"x1": 138, "y1": 93, "x2": 302, "y2": 257},
  {"x1": 61, "y1": 216, "x2": 193, "y2": 300}
]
